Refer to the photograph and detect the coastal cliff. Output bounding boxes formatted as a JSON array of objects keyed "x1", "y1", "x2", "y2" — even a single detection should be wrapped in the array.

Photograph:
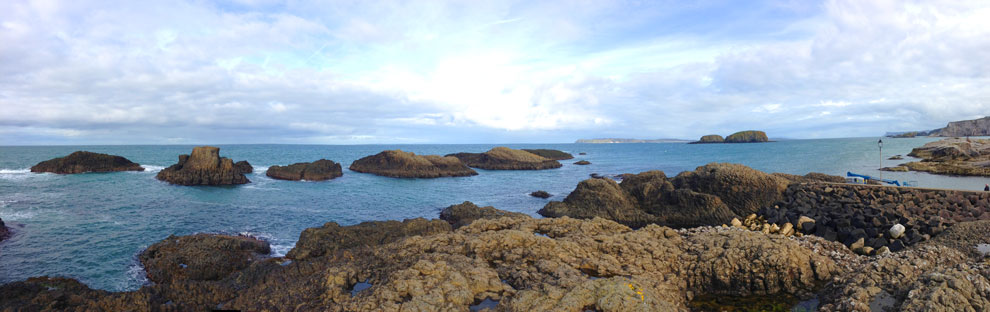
[{"x1": 931, "y1": 116, "x2": 990, "y2": 137}]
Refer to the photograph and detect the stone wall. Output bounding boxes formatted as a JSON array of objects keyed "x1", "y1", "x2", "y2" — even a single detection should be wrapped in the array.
[{"x1": 758, "y1": 183, "x2": 990, "y2": 254}]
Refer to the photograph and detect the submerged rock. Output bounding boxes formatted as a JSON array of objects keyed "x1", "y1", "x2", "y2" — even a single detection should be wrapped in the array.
[
  {"x1": 439, "y1": 201, "x2": 530, "y2": 229},
  {"x1": 286, "y1": 218, "x2": 452, "y2": 260},
  {"x1": 0, "y1": 217, "x2": 9, "y2": 242},
  {"x1": 573, "y1": 160, "x2": 591, "y2": 165},
  {"x1": 447, "y1": 147, "x2": 562, "y2": 170},
  {"x1": 520, "y1": 149, "x2": 574, "y2": 160},
  {"x1": 266, "y1": 159, "x2": 343, "y2": 181},
  {"x1": 529, "y1": 190, "x2": 551, "y2": 198},
  {"x1": 349, "y1": 150, "x2": 477, "y2": 178},
  {"x1": 30, "y1": 151, "x2": 144, "y2": 174},
  {"x1": 156, "y1": 146, "x2": 250, "y2": 185},
  {"x1": 139, "y1": 233, "x2": 271, "y2": 283}
]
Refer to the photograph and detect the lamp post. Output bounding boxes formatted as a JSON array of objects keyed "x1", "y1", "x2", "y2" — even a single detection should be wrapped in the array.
[{"x1": 878, "y1": 138, "x2": 883, "y2": 182}]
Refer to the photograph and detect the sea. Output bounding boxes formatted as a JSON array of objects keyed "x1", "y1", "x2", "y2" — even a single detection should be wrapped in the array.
[{"x1": 1, "y1": 137, "x2": 988, "y2": 291}]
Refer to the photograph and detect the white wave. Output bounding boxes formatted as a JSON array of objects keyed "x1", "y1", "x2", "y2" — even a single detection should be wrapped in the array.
[
  {"x1": 0, "y1": 168, "x2": 30, "y2": 174},
  {"x1": 0, "y1": 169, "x2": 44, "y2": 181},
  {"x1": 237, "y1": 231, "x2": 292, "y2": 257},
  {"x1": 252, "y1": 166, "x2": 269, "y2": 173},
  {"x1": 271, "y1": 244, "x2": 292, "y2": 257},
  {"x1": 0, "y1": 210, "x2": 37, "y2": 220},
  {"x1": 139, "y1": 165, "x2": 166, "y2": 173}
]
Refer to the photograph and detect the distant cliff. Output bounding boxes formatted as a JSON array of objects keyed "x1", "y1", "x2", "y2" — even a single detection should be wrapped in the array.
[
  {"x1": 575, "y1": 138, "x2": 691, "y2": 143},
  {"x1": 930, "y1": 116, "x2": 990, "y2": 137}
]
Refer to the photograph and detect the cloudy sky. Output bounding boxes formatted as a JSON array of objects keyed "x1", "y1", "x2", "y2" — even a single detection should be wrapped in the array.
[{"x1": 2, "y1": 0, "x2": 989, "y2": 145}]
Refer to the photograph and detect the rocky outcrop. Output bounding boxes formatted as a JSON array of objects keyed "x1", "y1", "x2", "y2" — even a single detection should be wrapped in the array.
[
  {"x1": 349, "y1": 150, "x2": 477, "y2": 178},
  {"x1": 930, "y1": 116, "x2": 990, "y2": 137},
  {"x1": 234, "y1": 160, "x2": 253, "y2": 174},
  {"x1": 156, "y1": 146, "x2": 250, "y2": 185},
  {"x1": 266, "y1": 159, "x2": 343, "y2": 181},
  {"x1": 725, "y1": 130, "x2": 770, "y2": 143},
  {"x1": 696, "y1": 134, "x2": 725, "y2": 143},
  {"x1": 138, "y1": 233, "x2": 271, "y2": 284},
  {"x1": 529, "y1": 190, "x2": 551, "y2": 198},
  {"x1": 286, "y1": 218, "x2": 452, "y2": 260},
  {"x1": 447, "y1": 147, "x2": 562, "y2": 170},
  {"x1": 30, "y1": 151, "x2": 144, "y2": 174},
  {"x1": 520, "y1": 149, "x2": 573, "y2": 160},
  {"x1": 438, "y1": 201, "x2": 530, "y2": 229},
  {"x1": 672, "y1": 163, "x2": 789, "y2": 216},
  {"x1": 898, "y1": 138, "x2": 990, "y2": 176},
  {"x1": 573, "y1": 160, "x2": 590, "y2": 165}
]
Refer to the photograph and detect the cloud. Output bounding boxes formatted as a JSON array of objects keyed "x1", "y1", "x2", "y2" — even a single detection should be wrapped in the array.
[{"x1": 1, "y1": 0, "x2": 989, "y2": 144}]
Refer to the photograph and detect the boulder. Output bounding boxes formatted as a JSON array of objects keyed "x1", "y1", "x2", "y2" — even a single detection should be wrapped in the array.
[
  {"x1": 724, "y1": 130, "x2": 769, "y2": 143},
  {"x1": 234, "y1": 160, "x2": 253, "y2": 174},
  {"x1": 539, "y1": 178, "x2": 661, "y2": 228},
  {"x1": 349, "y1": 150, "x2": 477, "y2": 178},
  {"x1": 671, "y1": 163, "x2": 789, "y2": 217},
  {"x1": 889, "y1": 223, "x2": 905, "y2": 239},
  {"x1": 30, "y1": 151, "x2": 144, "y2": 174},
  {"x1": 156, "y1": 146, "x2": 250, "y2": 185},
  {"x1": 447, "y1": 147, "x2": 562, "y2": 170},
  {"x1": 696, "y1": 134, "x2": 724, "y2": 143},
  {"x1": 439, "y1": 201, "x2": 530, "y2": 229},
  {"x1": 266, "y1": 159, "x2": 343, "y2": 181},
  {"x1": 573, "y1": 160, "x2": 591, "y2": 165},
  {"x1": 285, "y1": 218, "x2": 452, "y2": 260},
  {"x1": 520, "y1": 149, "x2": 574, "y2": 160},
  {"x1": 529, "y1": 190, "x2": 551, "y2": 199},
  {"x1": 138, "y1": 233, "x2": 270, "y2": 283}
]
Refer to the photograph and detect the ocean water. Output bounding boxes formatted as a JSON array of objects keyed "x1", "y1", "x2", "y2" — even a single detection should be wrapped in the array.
[{"x1": 1, "y1": 137, "x2": 987, "y2": 291}]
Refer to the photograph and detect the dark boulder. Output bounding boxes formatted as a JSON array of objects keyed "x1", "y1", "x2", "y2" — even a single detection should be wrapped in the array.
[
  {"x1": 30, "y1": 151, "x2": 144, "y2": 174},
  {"x1": 266, "y1": 159, "x2": 343, "y2": 181},
  {"x1": 724, "y1": 130, "x2": 769, "y2": 143},
  {"x1": 156, "y1": 146, "x2": 250, "y2": 185},
  {"x1": 349, "y1": 150, "x2": 477, "y2": 178},
  {"x1": 286, "y1": 218, "x2": 451, "y2": 260},
  {"x1": 0, "y1": 217, "x2": 8, "y2": 242},
  {"x1": 521, "y1": 149, "x2": 574, "y2": 160},
  {"x1": 529, "y1": 190, "x2": 551, "y2": 198},
  {"x1": 234, "y1": 160, "x2": 253, "y2": 174},
  {"x1": 573, "y1": 160, "x2": 591, "y2": 165},
  {"x1": 447, "y1": 147, "x2": 562, "y2": 170},
  {"x1": 439, "y1": 201, "x2": 530, "y2": 229},
  {"x1": 539, "y1": 178, "x2": 661, "y2": 228},
  {"x1": 138, "y1": 233, "x2": 270, "y2": 284}
]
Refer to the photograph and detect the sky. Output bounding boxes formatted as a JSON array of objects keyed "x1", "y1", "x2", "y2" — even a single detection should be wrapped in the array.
[{"x1": 2, "y1": 0, "x2": 989, "y2": 145}]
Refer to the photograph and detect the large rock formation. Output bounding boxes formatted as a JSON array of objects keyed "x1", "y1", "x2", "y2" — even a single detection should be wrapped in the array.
[
  {"x1": 266, "y1": 159, "x2": 343, "y2": 181},
  {"x1": 696, "y1": 134, "x2": 724, "y2": 143},
  {"x1": 724, "y1": 130, "x2": 769, "y2": 143},
  {"x1": 138, "y1": 234, "x2": 271, "y2": 284},
  {"x1": 540, "y1": 164, "x2": 810, "y2": 228},
  {"x1": 447, "y1": 147, "x2": 562, "y2": 170},
  {"x1": 156, "y1": 146, "x2": 251, "y2": 185},
  {"x1": 898, "y1": 138, "x2": 990, "y2": 176},
  {"x1": 30, "y1": 151, "x2": 144, "y2": 174},
  {"x1": 520, "y1": 149, "x2": 574, "y2": 160},
  {"x1": 439, "y1": 201, "x2": 530, "y2": 229},
  {"x1": 930, "y1": 116, "x2": 990, "y2": 137},
  {"x1": 286, "y1": 218, "x2": 452, "y2": 260},
  {"x1": 349, "y1": 150, "x2": 477, "y2": 178}
]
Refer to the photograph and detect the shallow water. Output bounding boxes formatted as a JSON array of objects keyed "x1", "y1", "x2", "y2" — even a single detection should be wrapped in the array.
[{"x1": 1, "y1": 138, "x2": 987, "y2": 291}]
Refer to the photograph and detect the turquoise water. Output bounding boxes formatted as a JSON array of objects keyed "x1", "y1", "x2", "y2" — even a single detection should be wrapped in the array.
[{"x1": 1, "y1": 138, "x2": 987, "y2": 291}]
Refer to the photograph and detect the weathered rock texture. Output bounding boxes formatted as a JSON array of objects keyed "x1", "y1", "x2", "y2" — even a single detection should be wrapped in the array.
[
  {"x1": 696, "y1": 134, "x2": 725, "y2": 143},
  {"x1": 286, "y1": 218, "x2": 452, "y2": 260},
  {"x1": 266, "y1": 159, "x2": 343, "y2": 181},
  {"x1": 447, "y1": 147, "x2": 562, "y2": 170},
  {"x1": 757, "y1": 183, "x2": 990, "y2": 255},
  {"x1": 539, "y1": 164, "x2": 830, "y2": 229},
  {"x1": 138, "y1": 234, "x2": 271, "y2": 284},
  {"x1": 899, "y1": 138, "x2": 990, "y2": 176},
  {"x1": 725, "y1": 130, "x2": 770, "y2": 143},
  {"x1": 156, "y1": 146, "x2": 250, "y2": 185},
  {"x1": 930, "y1": 116, "x2": 990, "y2": 137},
  {"x1": 234, "y1": 160, "x2": 253, "y2": 174},
  {"x1": 349, "y1": 150, "x2": 477, "y2": 178},
  {"x1": 520, "y1": 149, "x2": 574, "y2": 160},
  {"x1": 0, "y1": 215, "x2": 856, "y2": 312},
  {"x1": 439, "y1": 201, "x2": 530, "y2": 229},
  {"x1": 30, "y1": 151, "x2": 144, "y2": 174}
]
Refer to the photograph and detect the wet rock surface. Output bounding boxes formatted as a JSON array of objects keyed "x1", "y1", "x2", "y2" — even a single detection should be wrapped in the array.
[
  {"x1": 899, "y1": 137, "x2": 990, "y2": 176},
  {"x1": 439, "y1": 201, "x2": 530, "y2": 229},
  {"x1": 349, "y1": 150, "x2": 477, "y2": 178},
  {"x1": 447, "y1": 147, "x2": 562, "y2": 170},
  {"x1": 520, "y1": 149, "x2": 573, "y2": 160},
  {"x1": 138, "y1": 233, "x2": 271, "y2": 284},
  {"x1": 573, "y1": 160, "x2": 591, "y2": 165},
  {"x1": 266, "y1": 159, "x2": 343, "y2": 181},
  {"x1": 30, "y1": 151, "x2": 144, "y2": 174},
  {"x1": 286, "y1": 217, "x2": 452, "y2": 260},
  {"x1": 156, "y1": 146, "x2": 250, "y2": 185},
  {"x1": 529, "y1": 190, "x2": 551, "y2": 198}
]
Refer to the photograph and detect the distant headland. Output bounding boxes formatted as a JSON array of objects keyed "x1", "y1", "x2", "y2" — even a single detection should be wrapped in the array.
[
  {"x1": 887, "y1": 116, "x2": 990, "y2": 138},
  {"x1": 575, "y1": 138, "x2": 692, "y2": 143}
]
